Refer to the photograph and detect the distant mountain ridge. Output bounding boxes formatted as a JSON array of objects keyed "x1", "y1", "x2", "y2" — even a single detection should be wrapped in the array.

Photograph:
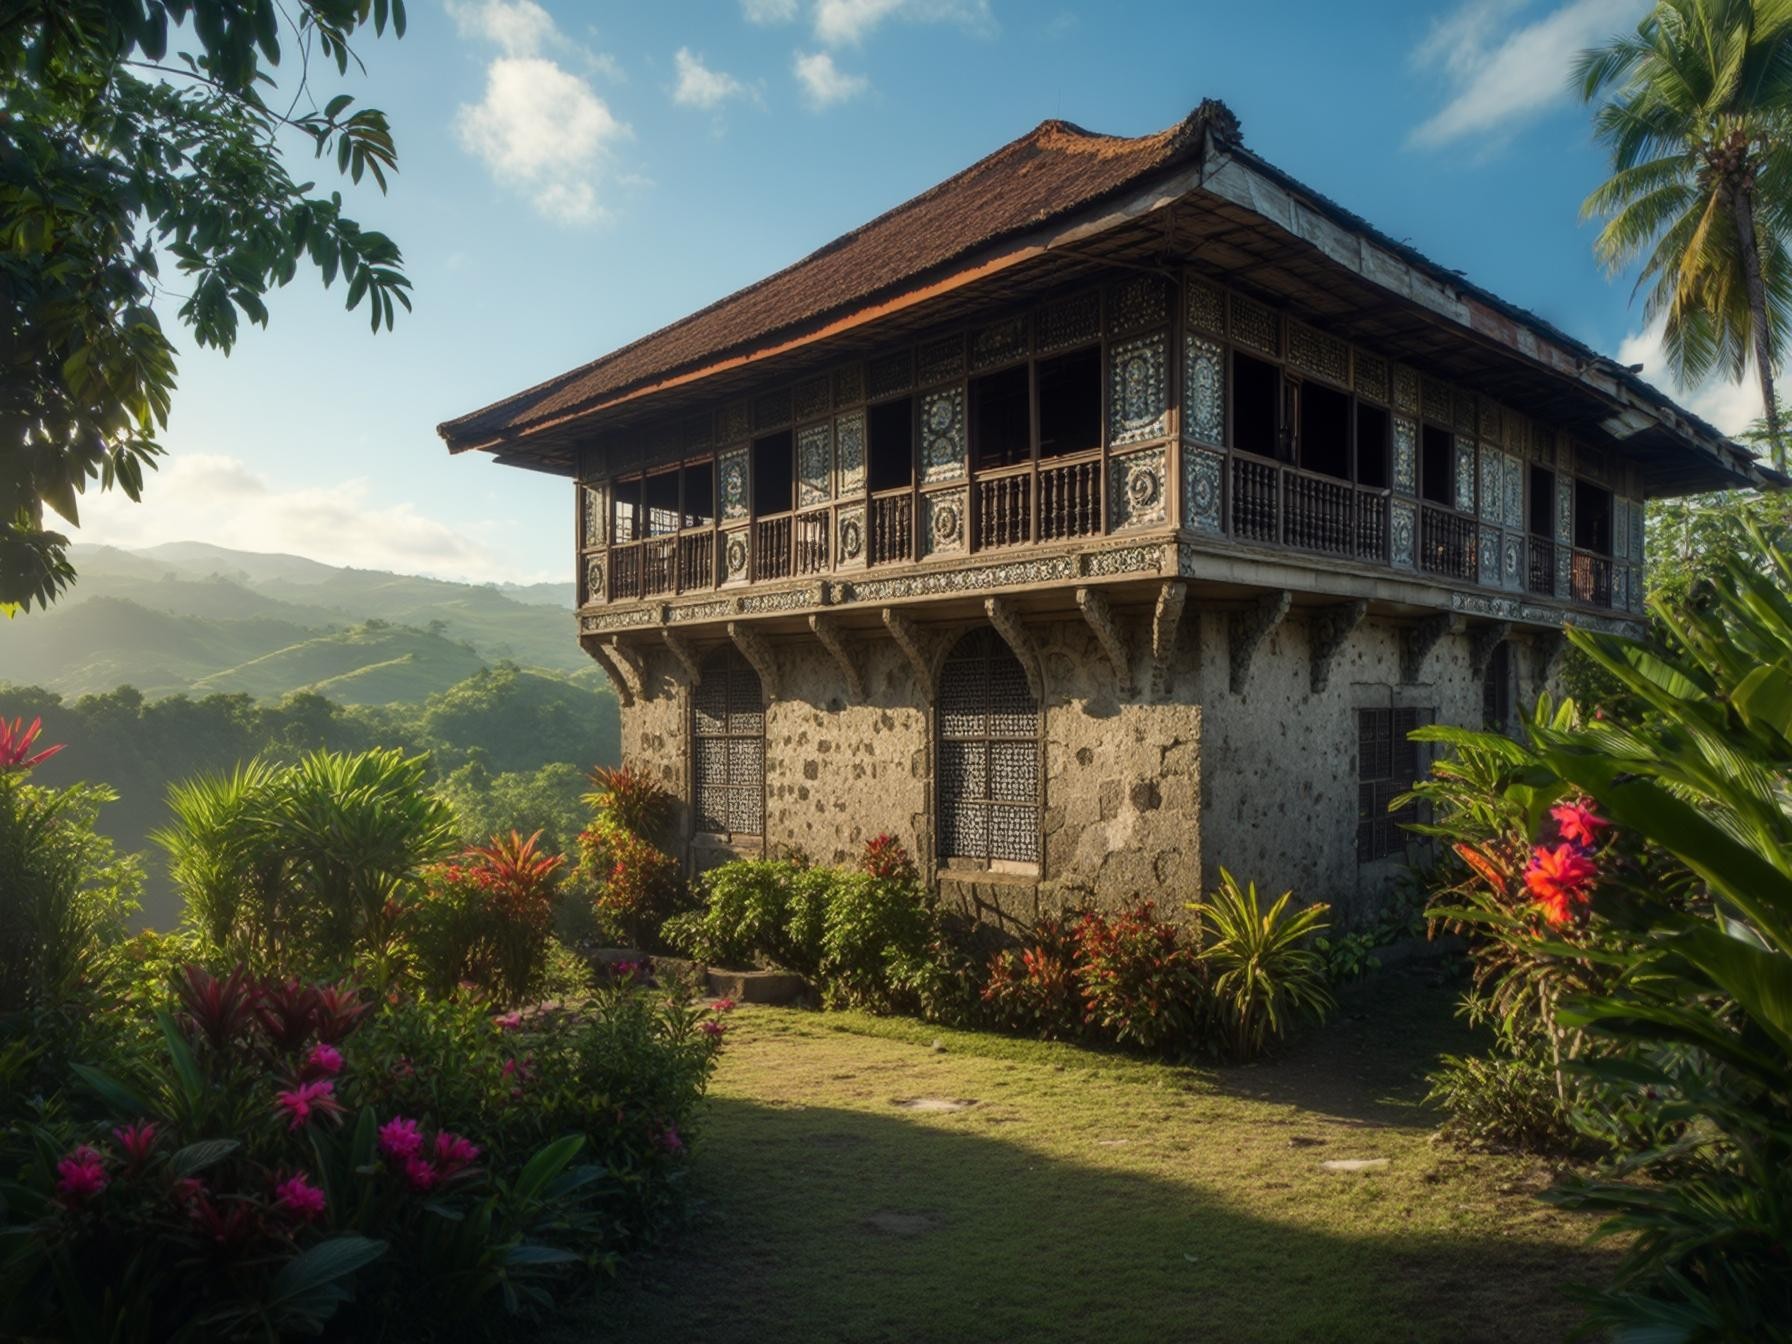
[{"x1": 0, "y1": 542, "x2": 585, "y2": 702}]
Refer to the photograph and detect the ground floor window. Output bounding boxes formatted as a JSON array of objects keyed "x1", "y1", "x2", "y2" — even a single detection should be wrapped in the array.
[
  {"x1": 1357, "y1": 706, "x2": 1430, "y2": 863},
  {"x1": 693, "y1": 647, "x2": 764, "y2": 836},
  {"x1": 1482, "y1": 642, "x2": 1512, "y2": 732},
  {"x1": 937, "y1": 627, "x2": 1040, "y2": 866}
]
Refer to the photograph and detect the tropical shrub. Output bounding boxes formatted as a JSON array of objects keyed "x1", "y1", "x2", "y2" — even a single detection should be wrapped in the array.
[
  {"x1": 156, "y1": 748, "x2": 457, "y2": 977},
  {"x1": 1188, "y1": 870, "x2": 1333, "y2": 1061},
  {"x1": 584, "y1": 764, "x2": 675, "y2": 846},
  {"x1": 573, "y1": 816, "x2": 684, "y2": 949},
  {"x1": 817, "y1": 869, "x2": 934, "y2": 1011},
  {"x1": 1072, "y1": 902, "x2": 1206, "y2": 1051},
  {"x1": 662, "y1": 858, "x2": 830, "y2": 974},
  {"x1": 1425, "y1": 1040, "x2": 1584, "y2": 1156},
  {"x1": 411, "y1": 831, "x2": 564, "y2": 1004},
  {"x1": 981, "y1": 909, "x2": 1088, "y2": 1040}
]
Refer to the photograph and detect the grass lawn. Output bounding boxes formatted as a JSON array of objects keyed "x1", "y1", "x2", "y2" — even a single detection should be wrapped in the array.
[{"x1": 559, "y1": 963, "x2": 1613, "y2": 1344}]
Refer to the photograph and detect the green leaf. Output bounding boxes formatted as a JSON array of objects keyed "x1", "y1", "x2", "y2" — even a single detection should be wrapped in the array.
[
  {"x1": 170, "y1": 1138, "x2": 240, "y2": 1177},
  {"x1": 1732, "y1": 663, "x2": 1792, "y2": 745},
  {"x1": 69, "y1": 1063, "x2": 154, "y2": 1119},
  {"x1": 266, "y1": 1235, "x2": 387, "y2": 1323},
  {"x1": 504, "y1": 1243, "x2": 582, "y2": 1267},
  {"x1": 154, "y1": 1011, "x2": 205, "y2": 1110},
  {"x1": 512, "y1": 1134, "x2": 584, "y2": 1208}
]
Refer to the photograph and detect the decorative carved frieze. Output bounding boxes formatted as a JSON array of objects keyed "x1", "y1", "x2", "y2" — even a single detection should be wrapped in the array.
[
  {"x1": 1393, "y1": 418, "x2": 1417, "y2": 496},
  {"x1": 1309, "y1": 599, "x2": 1367, "y2": 694},
  {"x1": 797, "y1": 422, "x2": 832, "y2": 506},
  {"x1": 1182, "y1": 334, "x2": 1225, "y2": 447},
  {"x1": 1080, "y1": 545, "x2": 1162, "y2": 578},
  {"x1": 1183, "y1": 275, "x2": 1224, "y2": 335},
  {"x1": 1109, "y1": 275, "x2": 1170, "y2": 334},
  {"x1": 1400, "y1": 612, "x2": 1460, "y2": 684},
  {"x1": 1467, "y1": 621, "x2": 1513, "y2": 680},
  {"x1": 1075, "y1": 587, "x2": 1134, "y2": 695},
  {"x1": 1150, "y1": 580, "x2": 1188, "y2": 699},
  {"x1": 1229, "y1": 590, "x2": 1291, "y2": 693},
  {"x1": 921, "y1": 488, "x2": 968, "y2": 558},
  {"x1": 920, "y1": 386, "x2": 966, "y2": 484},
  {"x1": 1183, "y1": 445, "x2": 1223, "y2": 535},
  {"x1": 1108, "y1": 446, "x2": 1168, "y2": 531},
  {"x1": 661, "y1": 628, "x2": 704, "y2": 686},
  {"x1": 1108, "y1": 330, "x2": 1169, "y2": 447},
  {"x1": 726, "y1": 621, "x2": 779, "y2": 701},
  {"x1": 808, "y1": 613, "x2": 863, "y2": 701},
  {"x1": 985, "y1": 596, "x2": 1043, "y2": 702}
]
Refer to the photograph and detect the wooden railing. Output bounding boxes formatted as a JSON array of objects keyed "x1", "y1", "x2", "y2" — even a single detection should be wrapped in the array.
[
  {"x1": 870, "y1": 490, "x2": 912, "y2": 566},
  {"x1": 1038, "y1": 455, "x2": 1102, "y2": 542},
  {"x1": 609, "y1": 542, "x2": 643, "y2": 601},
  {"x1": 1231, "y1": 454, "x2": 1279, "y2": 543},
  {"x1": 795, "y1": 510, "x2": 829, "y2": 576},
  {"x1": 1418, "y1": 505, "x2": 1477, "y2": 582},
  {"x1": 974, "y1": 468, "x2": 1031, "y2": 549},
  {"x1": 1570, "y1": 549, "x2": 1613, "y2": 607},
  {"x1": 1526, "y1": 535, "x2": 1555, "y2": 596},
  {"x1": 642, "y1": 537, "x2": 677, "y2": 596},
  {"x1": 678, "y1": 532, "x2": 713, "y2": 591},
  {"x1": 753, "y1": 514, "x2": 792, "y2": 582}
]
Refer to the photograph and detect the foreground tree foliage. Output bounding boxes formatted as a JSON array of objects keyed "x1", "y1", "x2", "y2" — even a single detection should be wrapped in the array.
[{"x1": 1, "y1": 0, "x2": 411, "y2": 611}]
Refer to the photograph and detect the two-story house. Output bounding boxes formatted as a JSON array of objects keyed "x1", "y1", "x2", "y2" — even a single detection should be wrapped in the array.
[{"x1": 438, "y1": 101, "x2": 1774, "y2": 926}]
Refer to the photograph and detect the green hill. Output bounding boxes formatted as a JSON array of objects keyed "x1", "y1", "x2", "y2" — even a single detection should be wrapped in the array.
[{"x1": 193, "y1": 623, "x2": 488, "y2": 704}]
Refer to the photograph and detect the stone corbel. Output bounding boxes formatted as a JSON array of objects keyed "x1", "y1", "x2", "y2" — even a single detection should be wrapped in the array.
[
  {"x1": 807, "y1": 613, "x2": 864, "y2": 701},
  {"x1": 985, "y1": 597, "x2": 1043, "y2": 702},
  {"x1": 1228, "y1": 590, "x2": 1291, "y2": 693},
  {"x1": 1075, "y1": 587, "x2": 1134, "y2": 696},
  {"x1": 726, "y1": 622, "x2": 779, "y2": 701},
  {"x1": 1150, "y1": 580, "x2": 1188, "y2": 700},
  {"x1": 1530, "y1": 628, "x2": 1567, "y2": 695},
  {"x1": 1467, "y1": 621, "x2": 1513, "y2": 680},
  {"x1": 882, "y1": 607, "x2": 938, "y2": 701},
  {"x1": 1400, "y1": 612, "x2": 1461, "y2": 685},
  {"x1": 1309, "y1": 599, "x2": 1368, "y2": 694},
  {"x1": 603, "y1": 639, "x2": 646, "y2": 702},
  {"x1": 584, "y1": 640, "x2": 635, "y2": 707},
  {"x1": 661, "y1": 628, "x2": 704, "y2": 687}
]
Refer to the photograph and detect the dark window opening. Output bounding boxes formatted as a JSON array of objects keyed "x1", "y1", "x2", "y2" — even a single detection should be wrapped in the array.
[
  {"x1": 1420, "y1": 425, "x2": 1454, "y2": 506},
  {"x1": 612, "y1": 478, "x2": 642, "y2": 542},
  {"x1": 1355, "y1": 403, "x2": 1390, "y2": 488},
  {"x1": 751, "y1": 431, "x2": 793, "y2": 516},
  {"x1": 971, "y1": 364, "x2": 1031, "y2": 470},
  {"x1": 1357, "y1": 706, "x2": 1430, "y2": 864},
  {"x1": 1298, "y1": 380, "x2": 1351, "y2": 480},
  {"x1": 1483, "y1": 643, "x2": 1512, "y2": 732},
  {"x1": 1528, "y1": 465, "x2": 1553, "y2": 536},
  {"x1": 682, "y1": 461, "x2": 715, "y2": 529},
  {"x1": 693, "y1": 647, "x2": 764, "y2": 837},
  {"x1": 644, "y1": 469, "x2": 680, "y2": 537},
  {"x1": 868, "y1": 397, "x2": 913, "y2": 492},
  {"x1": 1232, "y1": 352, "x2": 1281, "y2": 459},
  {"x1": 1036, "y1": 346, "x2": 1101, "y2": 460},
  {"x1": 1574, "y1": 480, "x2": 1612, "y2": 553},
  {"x1": 937, "y1": 627, "x2": 1040, "y2": 867}
]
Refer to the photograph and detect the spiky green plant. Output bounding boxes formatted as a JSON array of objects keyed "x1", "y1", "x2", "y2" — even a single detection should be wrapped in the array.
[
  {"x1": 1575, "y1": 0, "x2": 1792, "y2": 469},
  {"x1": 1188, "y1": 870, "x2": 1333, "y2": 1061}
]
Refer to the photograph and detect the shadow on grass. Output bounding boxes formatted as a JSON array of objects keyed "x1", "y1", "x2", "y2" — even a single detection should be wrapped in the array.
[{"x1": 566, "y1": 1099, "x2": 1603, "y2": 1344}]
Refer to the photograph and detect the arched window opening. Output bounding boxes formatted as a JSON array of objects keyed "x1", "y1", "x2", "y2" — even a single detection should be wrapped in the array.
[
  {"x1": 937, "y1": 627, "x2": 1040, "y2": 867},
  {"x1": 693, "y1": 647, "x2": 764, "y2": 837}
]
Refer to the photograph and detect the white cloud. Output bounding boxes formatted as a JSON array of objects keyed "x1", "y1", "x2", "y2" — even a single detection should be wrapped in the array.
[
  {"x1": 455, "y1": 55, "x2": 625, "y2": 224},
  {"x1": 1407, "y1": 0, "x2": 1648, "y2": 149},
  {"x1": 742, "y1": 0, "x2": 799, "y2": 23},
  {"x1": 74, "y1": 455, "x2": 525, "y2": 582},
  {"x1": 673, "y1": 47, "x2": 749, "y2": 110},
  {"x1": 793, "y1": 49, "x2": 867, "y2": 107},
  {"x1": 811, "y1": 0, "x2": 992, "y2": 46},
  {"x1": 446, "y1": 0, "x2": 556, "y2": 56},
  {"x1": 1617, "y1": 314, "x2": 1764, "y2": 435}
]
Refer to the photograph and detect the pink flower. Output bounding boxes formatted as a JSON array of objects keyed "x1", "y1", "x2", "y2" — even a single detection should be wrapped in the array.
[
  {"x1": 377, "y1": 1116, "x2": 424, "y2": 1161},
  {"x1": 699, "y1": 1019, "x2": 726, "y2": 1039},
  {"x1": 170, "y1": 1176, "x2": 207, "y2": 1208},
  {"x1": 55, "y1": 1145, "x2": 108, "y2": 1206},
  {"x1": 112, "y1": 1121, "x2": 157, "y2": 1167},
  {"x1": 1525, "y1": 843, "x2": 1599, "y2": 927},
  {"x1": 711, "y1": 998, "x2": 737, "y2": 1014},
  {"x1": 274, "y1": 1079, "x2": 344, "y2": 1131},
  {"x1": 403, "y1": 1156, "x2": 439, "y2": 1191},
  {"x1": 1550, "y1": 799, "x2": 1610, "y2": 849},
  {"x1": 494, "y1": 1011, "x2": 523, "y2": 1032},
  {"x1": 657, "y1": 1124, "x2": 684, "y2": 1153},
  {"x1": 304, "y1": 1042, "x2": 343, "y2": 1077},
  {"x1": 433, "y1": 1131, "x2": 481, "y2": 1174},
  {"x1": 273, "y1": 1173, "x2": 326, "y2": 1223}
]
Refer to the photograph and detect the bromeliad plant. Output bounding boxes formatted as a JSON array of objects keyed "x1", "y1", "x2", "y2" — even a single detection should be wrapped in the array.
[
  {"x1": 413, "y1": 830, "x2": 566, "y2": 1004},
  {"x1": 1188, "y1": 871, "x2": 1333, "y2": 1062}
]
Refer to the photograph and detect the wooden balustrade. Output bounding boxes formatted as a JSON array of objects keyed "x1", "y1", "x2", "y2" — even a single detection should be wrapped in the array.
[
  {"x1": 642, "y1": 537, "x2": 677, "y2": 596},
  {"x1": 1526, "y1": 535, "x2": 1555, "y2": 596},
  {"x1": 974, "y1": 470, "x2": 1031, "y2": 548},
  {"x1": 1570, "y1": 548, "x2": 1613, "y2": 607},
  {"x1": 870, "y1": 491, "x2": 913, "y2": 566},
  {"x1": 753, "y1": 514, "x2": 793, "y2": 582},
  {"x1": 1418, "y1": 505, "x2": 1477, "y2": 582},
  {"x1": 1231, "y1": 455, "x2": 1279, "y2": 543},
  {"x1": 609, "y1": 541, "x2": 644, "y2": 601},
  {"x1": 794, "y1": 510, "x2": 830, "y2": 576},
  {"x1": 1037, "y1": 456, "x2": 1101, "y2": 542}
]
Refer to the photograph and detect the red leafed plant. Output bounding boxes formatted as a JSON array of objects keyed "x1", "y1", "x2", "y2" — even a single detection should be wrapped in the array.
[
  {"x1": 981, "y1": 910, "x2": 1086, "y2": 1041},
  {"x1": 584, "y1": 765, "x2": 674, "y2": 844},
  {"x1": 859, "y1": 833, "x2": 917, "y2": 883},
  {"x1": 0, "y1": 715, "x2": 64, "y2": 771},
  {"x1": 415, "y1": 831, "x2": 567, "y2": 1004},
  {"x1": 1073, "y1": 902, "x2": 1205, "y2": 1052},
  {"x1": 463, "y1": 830, "x2": 563, "y2": 933},
  {"x1": 175, "y1": 964, "x2": 263, "y2": 1053}
]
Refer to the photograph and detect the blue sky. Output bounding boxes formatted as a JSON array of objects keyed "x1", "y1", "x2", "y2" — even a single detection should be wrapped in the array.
[{"x1": 75, "y1": 0, "x2": 1756, "y2": 585}]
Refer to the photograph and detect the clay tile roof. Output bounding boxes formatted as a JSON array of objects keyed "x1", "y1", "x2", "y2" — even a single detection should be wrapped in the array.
[{"x1": 439, "y1": 102, "x2": 1236, "y2": 448}]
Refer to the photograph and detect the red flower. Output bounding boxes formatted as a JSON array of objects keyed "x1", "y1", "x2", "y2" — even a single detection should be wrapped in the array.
[
  {"x1": 112, "y1": 1121, "x2": 158, "y2": 1168},
  {"x1": 710, "y1": 997, "x2": 737, "y2": 1014},
  {"x1": 1550, "y1": 798, "x2": 1610, "y2": 848},
  {"x1": 377, "y1": 1116, "x2": 424, "y2": 1161},
  {"x1": 273, "y1": 1173, "x2": 327, "y2": 1223},
  {"x1": 275, "y1": 1079, "x2": 344, "y2": 1131},
  {"x1": 433, "y1": 1131, "x2": 480, "y2": 1174},
  {"x1": 304, "y1": 1042, "x2": 343, "y2": 1077},
  {"x1": 1525, "y1": 843, "x2": 1599, "y2": 926},
  {"x1": 54, "y1": 1145, "x2": 108, "y2": 1206},
  {"x1": 699, "y1": 1019, "x2": 726, "y2": 1039},
  {"x1": 402, "y1": 1156, "x2": 439, "y2": 1191},
  {"x1": 0, "y1": 716, "x2": 65, "y2": 771}
]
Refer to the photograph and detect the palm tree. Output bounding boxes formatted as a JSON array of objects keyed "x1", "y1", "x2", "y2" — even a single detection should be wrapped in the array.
[{"x1": 1576, "y1": 0, "x2": 1792, "y2": 471}]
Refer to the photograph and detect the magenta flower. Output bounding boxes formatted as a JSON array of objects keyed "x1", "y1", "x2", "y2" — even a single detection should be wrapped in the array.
[
  {"x1": 273, "y1": 1173, "x2": 327, "y2": 1223},
  {"x1": 494, "y1": 1011, "x2": 524, "y2": 1032},
  {"x1": 658, "y1": 1124, "x2": 684, "y2": 1154},
  {"x1": 710, "y1": 997, "x2": 737, "y2": 1014},
  {"x1": 377, "y1": 1116, "x2": 424, "y2": 1161},
  {"x1": 275, "y1": 1079, "x2": 343, "y2": 1131},
  {"x1": 112, "y1": 1121, "x2": 158, "y2": 1167},
  {"x1": 1550, "y1": 798, "x2": 1610, "y2": 849},
  {"x1": 55, "y1": 1145, "x2": 108, "y2": 1206},
  {"x1": 304, "y1": 1042, "x2": 344, "y2": 1077},
  {"x1": 402, "y1": 1156, "x2": 439, "y2": 1191},
  {"x1": 433, "y1": 1131, "x2": 481, "y2": 1174},
  {"x1": 699, "y1": 1019, "x2": 726, "y2": 1039}
]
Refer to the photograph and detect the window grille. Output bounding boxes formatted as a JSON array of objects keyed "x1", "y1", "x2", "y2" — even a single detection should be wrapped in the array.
[
  {"x1": 693, "y1": 648, "x2": 764, "y2": 836},
  {"x1": 937, "y1": 628, "x2": 1040, "y2": 865},
  {"x1": 1482, "y1": 643, "x2": 1511, "y2": 732},
  {"x1": 1357, "y1": 706, "x2": 1430, "y2": 863}
]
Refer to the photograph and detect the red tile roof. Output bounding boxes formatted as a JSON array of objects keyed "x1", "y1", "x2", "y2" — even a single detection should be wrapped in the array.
[{"x1": 438, "y1": 102, "x2": 1235, "y2": 448}]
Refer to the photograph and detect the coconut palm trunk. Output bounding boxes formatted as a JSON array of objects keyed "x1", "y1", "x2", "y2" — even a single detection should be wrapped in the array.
[{"x1": 1732, "y1": 176, "x2": 1787, "y2": 469}]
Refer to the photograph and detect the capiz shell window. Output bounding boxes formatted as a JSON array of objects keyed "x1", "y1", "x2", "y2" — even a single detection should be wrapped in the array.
[
  {"x1": 693, "y1": 648, "x2": 765, "y2": 837},
  {"x1": 937, "y1": 628, "x2": 1040, "y2": 867}
]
